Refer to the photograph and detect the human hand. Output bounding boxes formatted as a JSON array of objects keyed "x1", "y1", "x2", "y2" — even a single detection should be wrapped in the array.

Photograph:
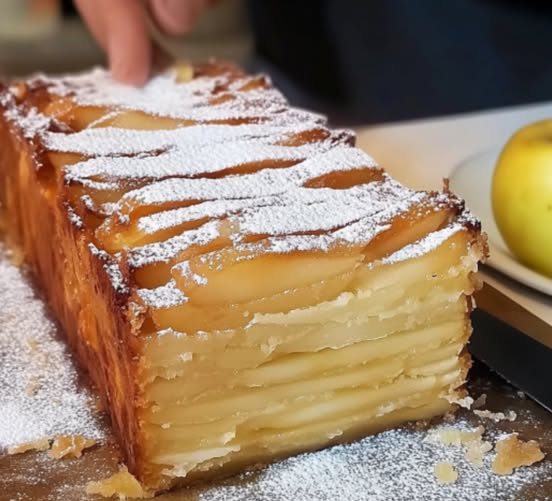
[{"x1": 75, "y1": 0, "x2": 211, "y2": 85}]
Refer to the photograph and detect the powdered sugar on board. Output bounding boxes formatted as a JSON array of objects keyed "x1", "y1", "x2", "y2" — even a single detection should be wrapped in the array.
[
  {"x1": 0, "y1": 243, "x2": 105, "y2": 449},
  {"x1": 184, "y1": 419, "x2": 550, "y2": 501}
]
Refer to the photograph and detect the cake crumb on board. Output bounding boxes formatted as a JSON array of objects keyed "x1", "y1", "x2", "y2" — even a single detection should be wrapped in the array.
[
  {"x1": 48, "y1": 435, "x2": 97, "y2": 459},
  {"x1": 7, "y1": 437, "x2": 50, "y2": 455},
  {"x1": 492, "y1": 434, "x2": 545, "y2": 475},
  {"x1": 473, "y1": 409, "x2": 517, "y2": 423},
  {"x1": 434, "y1": 462, "x2": 458, "y2": 484},
  {"x1": 426, "y1": 424, "x2": 494, "y2": 469},
  {"x1": 426, "y1": 425, "x2": 485, "y2": 446},
  {"x1": 85, "y1": 466, "x2": 152, "y2": 499},
  {"x1": 465, "y1": 439, "x2": 493, "y2": 468}
]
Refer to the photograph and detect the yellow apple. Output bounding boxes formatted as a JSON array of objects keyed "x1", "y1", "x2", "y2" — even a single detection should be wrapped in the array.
[{"x1": 492, "y1": 120, "x2": 552, "y2": 277}]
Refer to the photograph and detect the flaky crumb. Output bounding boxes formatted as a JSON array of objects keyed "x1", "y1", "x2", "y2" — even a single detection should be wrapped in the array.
[
  {"x1": 85, "y1": 466, "x2": 152, "y2": 499},
  {"x1": 428, "y1": 425, "x2": 495, "y2": 469},
  {"x1": 25, "y1": 338, "x2": 39, "y2": 352},
  {"x1": 465, "y1": 439, "x2": 493, "y2": 468},
  {"x1": 442, "y1": 410, "x2": 457, "y2": 424},
  {"x1": 472, "y1": 393, "x2": 487, "y2": 409},
  {"x1": 7, "y1": 437, "x2": 50, "y2": 454},
  {"x1": 426, "y1": 425, "x2": 485, "y2": 446},
  {"x1": 24, "y1": 376, "x2": 41, "y2": 396},
  {"x1": 434, "y1": 462, "x2": 458, "y2": 484},
  {"x1": 47, "y1": 435, "x2": 96, "y2": 459},
  {"x1": 492, "y1": 434, "x2": 545, "y2": 475},
  {"x1": 444, "y1": 394, "x2": 474, "y2": 409},
  {"x1": 473, "y1": 409, "x2": 517, "y2": 423}
]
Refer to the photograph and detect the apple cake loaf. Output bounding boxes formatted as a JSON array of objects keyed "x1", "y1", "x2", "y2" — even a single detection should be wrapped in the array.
[{"x1": 0, "y1": 62, "x2": 487, "y2": 493}]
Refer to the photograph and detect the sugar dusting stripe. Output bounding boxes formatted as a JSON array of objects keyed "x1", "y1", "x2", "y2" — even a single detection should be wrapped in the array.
[
  {"x1": 1, "y1": 63, "x2": 472, "y2": 302},
  {"x1": 64, "y1": 140, "x2": 340, "y2": 182},
  {"x1": 115, "y1": 146, "x2": 377, "y2": 213},
  {"x1": 43, "y1": 122, "x2": 325, "y2": 157}
]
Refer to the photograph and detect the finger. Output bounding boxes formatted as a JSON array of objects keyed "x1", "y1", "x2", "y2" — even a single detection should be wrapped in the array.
[
  {"x1": 74, "y1": 0, "x2": 110, "y2": 50},
  {"x1": 148, "y1": 0, "x2": 207, "y2": 35},
  {"x1": 104, "y1": 0, "x2": 152, "y2": 85},
  {"x1": 76, "y1": 0, "x2": 152, "y2": 86}
]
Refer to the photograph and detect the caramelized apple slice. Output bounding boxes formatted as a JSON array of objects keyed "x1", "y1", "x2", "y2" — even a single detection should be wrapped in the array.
[
  {"x1": 97, "y1": 197, "x2": 264, "y2": 254},
  {"x1": 278, "y1": 127, "x2": 331, "y2": 146},
  {"x1": 235, "y1": 75, "x2": 270, "y2": 92},
  {"x1": 129, "y1": 232, "x2": 234, "y2": 289},
  {"x1": 140, "y1": 298, "x2": 466, "y2": 381},
  {"x1": 41, "y1": 96, "x2": 111, "y2": 130},
  {"x1": 147, "y1": 270, "x2": 356, "y2": 332},
  {"x1": 171, "y1": 246, "x2": 363, "y2": 306},
  {"x1": 362, "y1": 204, "x2": 457, "y2": 262},
  {"x1": 93, "y1": 110, "x2": 191, "y2": 130},
  {"x1": 96, "y1": 212, "x2": 210, "y2": 254},
  {"x1": 304, "y1": 166, "x2": 384, "y2": 189},
  {"x1": 48, "y1": 151, "x2": 85, "y2": 169}
]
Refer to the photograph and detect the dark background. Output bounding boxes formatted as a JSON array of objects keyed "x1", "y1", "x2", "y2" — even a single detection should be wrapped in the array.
[{"x1": 247, "y1": 0, "x2": 552, "y2": 124}]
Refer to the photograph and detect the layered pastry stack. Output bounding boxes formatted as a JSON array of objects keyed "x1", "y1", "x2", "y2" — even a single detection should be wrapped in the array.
[{"x1": 0, "y1": 62, "x2": 486, "y2": 493}]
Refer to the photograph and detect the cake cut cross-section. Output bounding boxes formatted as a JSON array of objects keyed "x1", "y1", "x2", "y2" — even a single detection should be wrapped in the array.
[{"x1": 0, "y1": 62, "x2": 487, "y2": 493}]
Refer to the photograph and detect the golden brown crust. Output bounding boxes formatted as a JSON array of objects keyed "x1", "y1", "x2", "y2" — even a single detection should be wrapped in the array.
[{"x1": 0, "y1": 115, "x2": 147, "y2": 477}]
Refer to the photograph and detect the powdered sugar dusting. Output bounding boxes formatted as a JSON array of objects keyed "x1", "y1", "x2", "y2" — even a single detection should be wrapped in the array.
[
  {"x1": 117, "y1": 146, "x2": 377, "y2": 212},
  {"x1": 64, "y1": 140, "x2": 338, "y2": 183},
  {"x1": 137, "y1": 280, "x2": 188, "y2": 309},
  {"x1": 88, "y1": 244, "x2": 128, "y2": 295},
  {"x1": 32, "y1": 67, "x2": 325, "y2": 126},
  {"x1": 127, "y1": 219, "x2": 223, "y2": 268},
  {"x1": 382, "y1": 223, "x2": 466, "y2": 265},
  {"x1": 126, "y1": 190, "x2": 444, "y2": 271},
  {"x1": 4, "y1": 106, "x2": 51, "y2": 139},
  {"x1": 135, "y1": 181, "x2": 410, "y2": 238},
  {"x1": 0, "y1": 243, "x2": 105, "y2": 449},
  {"x1": 188, "y1": 419, "x2": 550, "y2": 501},
  {"x1": 237, "y1": 183, "x2": 409, "y2": 236},
  {"x1": 43, "y1": 123, "x2": 324, "y2": 157}
]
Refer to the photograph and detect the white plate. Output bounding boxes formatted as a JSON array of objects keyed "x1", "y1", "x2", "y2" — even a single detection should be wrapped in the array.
[{"x1": 449, "y1": 147, "x2": 552, "y2": 296}]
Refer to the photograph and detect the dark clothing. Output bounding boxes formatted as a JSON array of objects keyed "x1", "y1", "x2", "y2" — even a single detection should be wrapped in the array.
[{"x1": 247, "y1": 0, "x2": 552, "y2": 124}]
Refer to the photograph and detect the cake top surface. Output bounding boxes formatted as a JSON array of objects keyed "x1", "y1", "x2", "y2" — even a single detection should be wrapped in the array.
[{"x1": 0, "y1": 62, "x2": 479, "y2": 315}]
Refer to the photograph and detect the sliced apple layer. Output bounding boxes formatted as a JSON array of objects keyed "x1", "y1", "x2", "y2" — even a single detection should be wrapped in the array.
[{"x1": 135, "y1": 233, "x2": 478, "y2": 480}]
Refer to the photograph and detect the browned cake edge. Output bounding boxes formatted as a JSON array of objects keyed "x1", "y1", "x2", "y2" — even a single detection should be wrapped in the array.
[{"x1": 0, "y1": 109, "x2": 152, "y2": 481}]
